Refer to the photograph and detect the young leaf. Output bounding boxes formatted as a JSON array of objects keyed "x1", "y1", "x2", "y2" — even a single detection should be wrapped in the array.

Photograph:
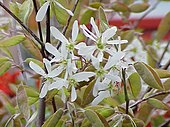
[
  {"x1": 84, "y1": 109, "x2": 105, "y2": 127},
  {"x1": 156, "y1": 12, "x2": 170, "y2": 41},
  {"x1": 23, "y1": 85, "x2": 39, "y2": 98},
  {"x1": 134, "y1": 62, "x2": 164, "y2": 90},
  {"x1": 0, "y1": 57, "x2": 9, "y2": 63},
  {"x1": 99, "y1": 7, "x2": 109, "y2": 32},
  {"x1": 0, "y1": 35, "x2": 26, "y2": 47},
  {"x1": 129, "y1": 3, "x2": 149, "y2": 13},
  {"x1": 0, "y1": 61, "x2": 12, "y2": 76},
  {"x1": 17, "y1": 85, "x2": 30, "y2": 120},
  {"x1": 128, "y1": 72, "x2": 141, "y2": 98},
  {"x1": 112, "y1": 2, "x2": 129, "y2": 12},
  {"x1": 25, "y1": 58, "x2": 43, "y2": 68},
  {"x1": 80, "y1": 10, "x2": 95, "y2": 24},
  {"x1": 42, "y1": 108, "x2": 63, "y2": 127},
  {"x1": 154, "y1": 69, "x2": 170, "y2": 78},
  {"x1": 147, "y1": 98, "x2": 169, "y2": 110}
]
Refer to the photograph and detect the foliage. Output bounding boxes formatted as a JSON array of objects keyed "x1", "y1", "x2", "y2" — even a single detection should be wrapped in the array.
[{"x1": 0, "y1": 0, "x2": 170, "y2": 127}]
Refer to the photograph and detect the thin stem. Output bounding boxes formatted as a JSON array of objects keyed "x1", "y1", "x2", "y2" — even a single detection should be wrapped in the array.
[
  {"x1": 57, "y1": 0, "x2": 80, "y2": 49},
  {"x1": 52, "y1": 98, "x2": 57, "y2": 112},
  {"x1": 162, "y1": 59, "x2": 170, "y2": 70},
  {"x1": 32, "y1": 0, "x2": 44, "y2": 42},
  {"x1": 46, "y1": 5, "x2": 51, "y2": 43},
  {"x1": 0, "y1": 2, "x2": 44, "y2": 48},
  {"x1": 130, "y1": 90, "x2": 170, "y2": 108},
  {"x1": 122, "y1": 68, "x2": 129, "y2": 114}
]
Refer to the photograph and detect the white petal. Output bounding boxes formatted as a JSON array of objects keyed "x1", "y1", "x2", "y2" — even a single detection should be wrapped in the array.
[
  {"x1": 78, "y1": 45, "x2": 95, "y2": 56},
  {"x1": 97, "y1": 51, "x2": 103, "y2": 62},
  {"x1": 107, "y1": 40, "x2": 128, "y2": 45},
  {"x1": 0, "y1": 0, "x2": 3, "y2": 3},
  {"x1": 102, "y1": 26, "x2": 117, "y2": 43},
  {"x1": 72, "y1": 20, "x2": 79, "y2": 42},
  {"x1": 104, "y1": 52, "x2": 125, "y2": 70},
  {"x1": 47, "y1": 66, "x2": 63, "y2": 78},
  {"x1": 54, "y1": 1, "x2": 74, "y2": 16},
  {"x1": 71, "y1": 86, "x2": 77, "y2": 102},
  {"x1": 90, "y1": 17, "x2": 100, "y2": 37},
  {"x1": 48, "y1": 79, "x2": 68, "y2": 90},
  {"x1": 39, "y1": 83, "x2": 48, "y2": 98},
  {"x1": 36, "y1": 1, "x2": 50, "y2": 22},
  {"x1": 91, "y1": 55, "x2": 100, "y2": 69},
  {"x1": 50, "y1": 26, "x2": 69, "y2": 44},
  {"x1": 45, "y1": 43, "x2": 62, "y2": 59},
  {"x1": 29, "y1": 61, "x2": 46, "y2": 76},
  {"x1": 80, "y1": 25, "x2": 97, "y2": 41},
  {"x1": 43, "y1": 58, "x2": 51, "y2": 73},
  {"x1": 61, "y1": 43, "x2": 68, "y2": 59},
  {"x1": 61, "y1": 88, "x2": 66, "y2": 102},
  {"x1": 105, "y1": 74, "x2": 121, "y2": 82},
  {"x1": 75, "y1": 42, "x2": 86, "y2": 49},
  {"x1": 91, "y1": 91, "x2": 110, "y2": 105},
  {"x1": 93, "y1": 78, "x2": 100, "y2": 96},
  {"x1": 72, "y1": 72, "x2": 95, "y2": 82}
]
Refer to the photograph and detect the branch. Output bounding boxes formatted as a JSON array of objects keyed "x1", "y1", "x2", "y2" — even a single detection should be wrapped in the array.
[
  {"x1": 162, "y1": 59, "x2": 170, "y2": 70},
  {"x1": 57, "y1": 0, "x2": 80, "y2": 49},
  {"x1": 159, "y1": 118, "x2": 170, "y2": 127},
  {"x1": 0, "y1": 2, "x2": 45, "y2": 50},
  {"x1": 122, "y1": 68, "x2": 129, "y2": 114},
  {"x1": 32, "y1": 0, "x2": 43, "y2": 42},
  {"x1": 130, "y1": 90, "x2": 170, "y2": 108},
  {"x1": 158, "y1": 40, "x2": 170, "y2": 66}
]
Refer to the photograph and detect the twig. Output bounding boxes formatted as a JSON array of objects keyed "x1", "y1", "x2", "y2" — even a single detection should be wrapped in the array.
[
  {"x1": 133, "y1": 1, "x2": 160, "y2": 28},
  {"x1": 158, "y1": 40, "x2": 170, "y2": 66},
  {"x1": 0, "y1": 2, "x2": 45, "y2": 51},
  {"x1": 32, "y1": 0, "x2": 43, "y2": 42},
  {"x1": 122, "y1": 68, "x2": 129, "y2": 114},
  {"x1": 162, "y1": 59, "x2": 170, "y2": 70},
  {"x1": 57, "y1": 0, "x2": 80, "y2": 49},
  {"x1": 46, "y1": 5, "x2": 51, "y2": 43},
  {"x1": 130, "y1": 90, "x2": 170, "y2": 108}
]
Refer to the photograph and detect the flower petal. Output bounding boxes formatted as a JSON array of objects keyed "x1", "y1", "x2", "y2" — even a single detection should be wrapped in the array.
[
  {"x1": 90, "y1": 17, "x2": 100, "y2": 37},
  {"x1": 48, "y1": 66, "x2": 64, "y2": 78},
  {"x1": 97, "y1": 51, "x2": 103, "y2": 62},
  {"x1": 102, "y1": 26, "x2": 117, "y2": 43},
  {"x1": 36, "y1": 1, "x2": 50, "y2": 22},
  {"x1": 43, "y1": 58, "x2": 51, "y2": 73},
  {"x1": 91, "y1": 91, "x2": 110, "y2": 105},
  {"x1": 45, "y1": 43, "x2": 63, "y2": 59},
  {"x1": 54, "y1": 1, "x2": 74, "y2": 16},
  {"x1": 93, "y1": 78, "x2": 100, "y2": 96},
  {"x1": 91, "y1": 55, "x2": 100, "y2": 69},
  {"x1": 48, "y1": 79, "x2": 68, "y2": 90},
  {"x1": 107, "y1": 40, "x2": 128, "y2": 45},
  {"x1": 39, "y1": 83, "x2": 48, "y2": 98},
  {"x1": 72, "y1": 20, "x2": 79, "y2": 42},
  {"x1": 50, "y1": 26, "x2": 69, "y2": 44},
  {"x1": 29, "y1": 61, "x2": 46, "y2": 76},
  {"x1": 71, "y1": 86, "x2": 77, "y2": 102},
  {"x1": 72, "y1": 72, "x2": 95, "y2": 82}
]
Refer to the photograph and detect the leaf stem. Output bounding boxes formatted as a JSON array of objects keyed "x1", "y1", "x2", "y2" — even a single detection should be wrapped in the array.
[
  {"x1": 122, "y1": 68, "x2": 129, "y2": 114},
  {"x1": 130, "y1": 90, "x2": 170, "y2": 108}
]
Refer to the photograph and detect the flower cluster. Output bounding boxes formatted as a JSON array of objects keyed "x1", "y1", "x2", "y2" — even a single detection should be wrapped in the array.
[{"x1": 29, "y1": 18, "x2": 128, "y2": 105}]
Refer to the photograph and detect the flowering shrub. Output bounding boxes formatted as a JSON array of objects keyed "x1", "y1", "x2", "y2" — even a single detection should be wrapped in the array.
[{"x1": 0, "y1": 0, "x2": 170, "y2": 127}]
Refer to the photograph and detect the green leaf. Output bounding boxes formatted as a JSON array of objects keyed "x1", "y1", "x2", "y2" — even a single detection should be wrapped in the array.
[
  {"x1": 0, "y1": 61, "x2": 12, "y2": 76},
  {"x1": 0, "y1": 57, "x2": 9, "y2": 63},
  {"x1": 9, "y1": 2, "x2": 20, "y2": 17},
  {"x1": 17, "y1": 85, "x2": 30, "y2": 120},
  {"x1": 80, "y1": 10, "x2": 95, "y2": 24},
  {"x1": 112, "y1": 2, "x2": 129, "y2": 12},
  {"x1": 147, "y1": 98, "x2": 169, "y2": 110},
  {"x1": 90, "y1": 2, "x2": 103, "y2": 9},
  {"x1": 130, "y1": 3, "x2": 149, "y2": 13},
  {"x1": 23, "y1": 85, "x2": 39, "y2": 98},
  {"x1": 146, "y1": 45, "x2": 158, "y2": 67},
  {"x1": 154, "y1": 69, "x2": 170, "y2": 78},
  {"x1": 84, "y1": 109, "x2": 105, "y2": 127},
  {"x1": 0, "y1": 47, "x2": 13, "y2": 58},
  {"x1": 22, "y1": 38, "x2": 42, "y2": 60},
  {"x1": 25, "y1": 58, "x2": 43, "y2": 68},
  {"x1": 134, "y1": 62, "x2": 164, "y2": 90},
  {"x1": 42, "y1": 108, "x2": 63, "y2": 127},
  {"x1": 121, "y1": 30, "x2": 134, "y2": 50},
  {"x1": 157, "y1": 12, "x2": 170, "y2": 41},
  {"x1": 0, "y1": 35, "x2": 26, "y2": 47},
  {"x1": 99, "y1": 7, "x2": 109, "y2": 32},
  {"x1": 122, "y1": 118, "x2": 144, "y2": 127},
  {"x1": 19, "y1": 0, "x2": 33, "y2": 24},
  {"x1": 128, "y1": 72, "x2": 141, "y2": 98}
]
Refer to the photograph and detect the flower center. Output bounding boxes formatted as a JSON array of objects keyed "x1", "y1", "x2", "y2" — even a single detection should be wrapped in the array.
[
  {"x1": 68, "y1": 78, "x2": 77, "y2": 86},
  {"x1": 96, "y1": 68, "x2": 107, "y2": 77},
  {"x1": 67, "y1": 43, "x2": 74, "y2": 51},
  {"x1": 96, "y1": 42, "x2": 104, "y2": 51}
]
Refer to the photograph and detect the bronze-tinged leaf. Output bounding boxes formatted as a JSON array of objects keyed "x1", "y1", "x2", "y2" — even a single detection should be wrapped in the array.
[
  {"x1": 128, "y1": 72, "x2": 141, "y2": 98},
  {"x1": 22, "y1": 37, "x2": 42, "y2": 60},
  {"x1": 42, "y1": 108, "x2": 63, "y2": 127},
  {"x1": 130, "y1": 3, "x2": 149, "y2": 13},
  {"x1": 0, "y1": 35, "x2": 26, "y2": 47},
  {"x1": 17, "y1": 85, "x2": 30, "y2": 120},
  {"x1": 147, "y1": 98, "x2": 169, "y2": 110},
  {"x1": 134, "y1": 62, "x2": 164, "y2": 90},
  {"x1": 157, "y1": 12, "x2": 170, "y2": 41},
  {"x1": 112, "y1": 2, "x2": 129, "y2": 12}
]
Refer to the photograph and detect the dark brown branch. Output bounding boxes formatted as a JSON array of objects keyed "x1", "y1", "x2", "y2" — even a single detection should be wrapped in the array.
[
  {"x1": 162, "y1": 59, "x2": 170, "y2": 70},
  {"x1": 0, "y1": 2, "x2": 44, "y2": 49},
  {"x1": 32, "y1": 0, "x2": 43, "y2": 42},
  {"x1": 57, "y1": 0, "x2": 80, "y2": 49},
  {"x1": 130, "y1": 90, "x2": 170, "y2": 108},
  {"x1": 46, "y1": 5, "x2": 51, "y2": 43}
]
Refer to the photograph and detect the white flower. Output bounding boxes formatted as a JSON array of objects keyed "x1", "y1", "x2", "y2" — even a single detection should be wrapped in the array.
[
  {"x1": 78, "y1": 17, "x2": 128, "y2": 62},
  {"x1": 48, "y1": 72, "x2": 95, "y2": 102},
  {"x1": 50, "y1": 20, "x2": 79, "y2": 52},
  {"x1": 0, "y1": 0, "x2": 3, "y2": 3},
  {"x1": 36, "y1": 1, "x2": 73, "y2": 22}
]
